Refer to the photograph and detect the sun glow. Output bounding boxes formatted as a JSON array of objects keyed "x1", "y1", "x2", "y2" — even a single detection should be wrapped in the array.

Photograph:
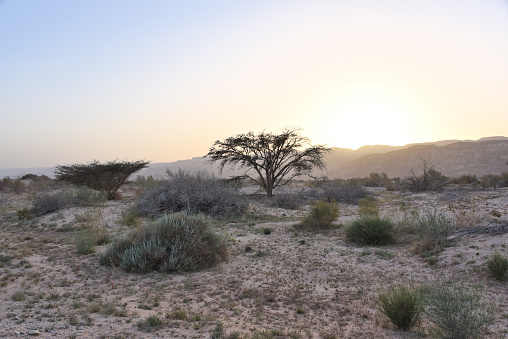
[{"x1": 308, "y1": 84, "x2": 428, "y2": 149}]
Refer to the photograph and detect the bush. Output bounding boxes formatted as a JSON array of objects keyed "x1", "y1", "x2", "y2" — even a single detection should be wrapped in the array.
[
  {"x1": 345, "y1": 216, "x2": 396, "y2": 245},
  {"x1": 296, "y1": 200, "x2": 339, "y2": 230},
  {"x1": 267, "y1": 193, "x2": 305, "y2": 210},
  {"x1": 99, "y1": 213, "x2": 228, "y2": 273},
  {"x1": 378, "y1": 283, "x2": 422, "y2": 331},
  {"x1": 137, "y1": 315, "x2": 164, "y2": 332},
  {"x1": 487, "y1": 251, "x2": 508, "y2": 281},
  {"x1": 74, "y1": 227, "x2": 111, "y2": 254},
  {"x1": 451, "y1": 174, "x2": 479, "y2": 185},
  {"x1": 135, "y1": 169, "x2": 247, "y2": 217},
  {"x1": 405, "y1": 160, "x2": 448, "y2": 192},
  {"x1": 480, "y1": 173, "x2": 508, "y2": 189},
  {"x1": 412, "y1": 212, "x2": 453, "y2": 256},
  {"x1": 423, "y1": 282, "x2": 494, "y2": 338},
  {"x1": 358, "y1": 196, "x2": 379, "y2": 216},
  {"x1": 0, "y1": 176, "x2": 25, "y2": 193},
  {"x1": 33, "y1": 190, "x2": 74, "y2": 216},
  {"x1": 75, "y1": 187, "x2": 107, "y2": 206}
]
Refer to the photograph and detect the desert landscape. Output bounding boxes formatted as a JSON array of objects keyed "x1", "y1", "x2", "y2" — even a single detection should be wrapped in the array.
[{"x1": 1, "y1": 170, "x2": 507, "y2": 338}]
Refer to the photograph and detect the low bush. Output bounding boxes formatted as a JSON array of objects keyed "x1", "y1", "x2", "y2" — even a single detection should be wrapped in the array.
[
  {"x1": 137, "y1": 315, "x2": 164, "y2": 332},
  {"x1": 412, "y1": 212, "x2": 453, "y2": 257},
  {"x1": 0, "y1": 176, "x2": 25, "y2": 193},
  {"x1": 99, "y1": 213, "x2": 228, "y2": 273},
  {"x1": 405, "y1": 160, "x2": 448, "y2": 192},
  {"x1": 451, "y1": 174, "x2": 479, "y2": 185},
  {"x1": 267, "y1": 193, "x2": 305, "y2": 210},
  {"x1": 75, "y1": 187, "x2": 107, "y2": 206},
  {"x1": 33, "y1": 190, "x2": 74, "y2": 216},
  {"x1": 345, "y1": 216, "x2": 396, "y2": 245},
  {"x1": 74, "y1": 227, "x2": 111, "y2": 254},
  {"x1": 378, "y1": 283, "x2": 422, "y2": 331},
  {"x1": 487, "y1": 251, "x2": 508, "y2": 281},
  {"x1": 423, "y1": 282, "x2": 494, "y2": 338},
  {"x1": 296, "y1": 200, "x2": 339, "y2": 230},
  {"x1": 135, "y1": 169, "x2": 247, "y2": 217},
  {"x1": 480, "y1": 172, "x2": 508, "y2": 189}
]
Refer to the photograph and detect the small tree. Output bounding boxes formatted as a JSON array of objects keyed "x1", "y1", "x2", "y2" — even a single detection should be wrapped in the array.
[
  {"x1": 205, "y1": 128, "x2": 330, "y2": 197},
  {"x1": 55, "y1": 160, "x2": 149, "y2": 200}
]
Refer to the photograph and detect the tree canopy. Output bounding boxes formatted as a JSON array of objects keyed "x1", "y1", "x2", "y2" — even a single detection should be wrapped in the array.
[
  {"x1": 205, "y1": 128, "x2": 330, "y2": 196},
  {"x1": 54, "y1": 160, "x2": 149, "y2": 200}
]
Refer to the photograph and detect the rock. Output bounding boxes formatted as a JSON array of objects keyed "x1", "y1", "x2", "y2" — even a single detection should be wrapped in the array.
[{"x1": 28, "y1": 329, "x2": 40, "y2": 336}]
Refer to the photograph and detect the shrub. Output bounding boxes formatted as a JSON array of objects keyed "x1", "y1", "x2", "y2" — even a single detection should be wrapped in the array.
[
  {"x1": 74, "y1": 227, "x2": 111, "y2": 254},
  {"x1": 0, "y1": 176, "x2": 25, "y2": 193},
  {"x1": 480, "y1": 173, "x2": 508, "y2": 189},
  {"x1": 358, "y1": 196, "x2": 379, "y2": 216},
  {"x1": 412, "y1": 212, "x2": 453, "y2": 257},
  {"x1": 487, "y1": 251, "x2": 508, "y2": 281},
  {"x1": 296, "y1": 200, "x2": 339, "y2": 230},
  {"x1": 99, "y1": 213, "x2": 228, "y2": 273},
  {"x1": 345, "y1": 216, "x2": 396, "y2": 245},
  {"x1": 423, "y1": 282, "x2": 494, "y2": 339},
  {"x1": 378, "y1": 283, "x2": 422, "y2": 331},
  {"x1": 451, "y1": 174, "x2": 479, "y2": 185},
  {"x1": 33, "y1": 190, "x2": 74, "y2": 216},
  {"x1": 405, "y1": 160, "x2": 448, "y2": 192},
  {"x1": 135, "y1": 169, "x2": 247, "y2": 217},
  {"x1": 75, "y1": 187, "x2": 107, "y2": 206}
]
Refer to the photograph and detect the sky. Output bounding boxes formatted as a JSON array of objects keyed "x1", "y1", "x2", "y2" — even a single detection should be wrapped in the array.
[{"x1": 1, "y1": 0, "x2": 508, "y2": 168}]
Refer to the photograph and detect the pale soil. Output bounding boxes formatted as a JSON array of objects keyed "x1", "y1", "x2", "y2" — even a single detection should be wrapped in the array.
[{"x1": 0, "y1": 184, "x2": 507, "y2": 338}]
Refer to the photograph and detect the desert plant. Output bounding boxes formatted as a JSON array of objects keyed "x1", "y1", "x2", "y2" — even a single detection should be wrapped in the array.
[
  {"x1": 33, "y1": 190, "x2": 74, "y2": 216},
  {"x1": 100, "y1": 213, "x2": 228, "y2": 273},
  {"x1": 296, "y1": 200, "x2": 339, "y2": 230},
  {"x1": 412, "y1": 212, "x2": 453, "y2": 257},
  {"x1": 423, "y1": 282, "x2": 494, "y2": 339},
  {"x1": 0, "y1": 176, "x2": 25, "y2": 193},
  {"x1": 74, "y1": 230, "x2": 96, "y2": 254},
  {"x1": 358, "y1": 196, "x2": 379, "y2": 216},
  {"x1": 487, "y1": 251, "x2": 508, "y2": 281},
  {"x1": 75, "y1": 187, "x2": 107, "y2": 206},
  {"x1": 205, "y1": 127, "x2": 330, "y2": 197},
  {"x1": 480, "y1": 172, "x2": 508, "y2": 189},
  {"x1": 405, "y1": 159, "x2": 448, "y2": 192},
  {"x1": 345, "y1": 216, "x2": 396, "y2": 245},
  {"x1": 267, "y1": 193, "x2": 305, "y2": 210},
  {"x1": 451, "y1": 174, "x2": 479, "y2": 185},
  {"x1": 377, "y1": 283, "x2": 422, "y2": 331},
  {"x1": 55, "y1": 160, "x2": 149, "y2": 200},
  {"x1": 135, "y1": 169, "x2": 247, "y2": 217}
]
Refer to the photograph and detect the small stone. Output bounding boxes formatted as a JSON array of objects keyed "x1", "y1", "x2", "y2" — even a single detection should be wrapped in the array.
[{"x1": 28, "y1": 329, "x2": 40, "y2": 336}]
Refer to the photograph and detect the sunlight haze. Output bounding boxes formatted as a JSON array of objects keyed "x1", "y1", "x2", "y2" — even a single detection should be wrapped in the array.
[{"x1": 1, "y1": 0, "x2": 507, "y2": 167}]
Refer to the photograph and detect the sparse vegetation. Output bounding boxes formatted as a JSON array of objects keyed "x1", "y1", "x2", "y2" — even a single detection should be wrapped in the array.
[
  {"x1": 358, "y1": 196, "x2": 379, "y2": 216},
  {"x1": 136, "y1": 315, "x2": 164, "y2": 332},
  {"x1": 405, "y1": 159, "x2": 448, "y2": 192},
  {"x1": 33, "y1": 190, "x2": 74, "y2": 216},
  {"x1": 412, "y1": 212, "x2": 453, "y2": 258},
  {"x1": 312, "y1": 179, "x2": 368, "y2": 204},
  {"x1": 100, "y1": 213, "x2": 227, "y2": 272},
  {"x1": 345, "y1": 216, "x2": 396, "y2": 245}
]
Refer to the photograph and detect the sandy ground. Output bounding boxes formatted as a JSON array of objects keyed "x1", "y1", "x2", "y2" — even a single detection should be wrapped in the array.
[{"x1": 0, "y1": 184, "x2": 507, "y2": 338}]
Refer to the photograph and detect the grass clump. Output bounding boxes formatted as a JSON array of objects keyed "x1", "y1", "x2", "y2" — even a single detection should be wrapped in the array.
[
  {"x1": 378, "y1": 283, "x2": 422, "y2": 331},
  {"x1": 296, "y1": 200, "x2": 339, "y2": 230},
  {"x1": 345, "y1": 216, "x2": 396, "y2": 245},
  {"x1": 136, "y1": 315, "x2": 164, "y2": 332},
  {"x1": 358, "y1": 196, "x2": 379, "y2": 216},
  {"x1": 412, "y1": 212, "x2": 453, "y2": 258},
  {"x1": 423, "y1": 282, "x2": 494, "y2": 339},
  {"x1": 487, "y1": 251, "x2": 508, "y2": 281},
  {"x1": 74, "y1": 227, "x2": 111, "y2": 254},
  {"x1": 99, "y1": 213, "x2": 228, "y2": 273}
]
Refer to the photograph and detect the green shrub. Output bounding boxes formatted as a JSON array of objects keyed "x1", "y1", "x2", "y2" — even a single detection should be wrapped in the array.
[
  {"x1": 345, "y1": 216, "x2": 396, "y2": 245},
  {"x1": 74, "y1": 227, "x2": 111, "y2": 254},
  {"x1": 296, "y1": 200, "x2": 339, "y2": 230},
  {"x1": 358, "y1": 196, "x2": 379, "y2": 216},
  {"x1": 378, "y1": 283, "x2": 422, "y2": 331},
  {"x1": 423, "y1": 282, "x2": 494, "y2": 339},
  {"x1": 100, "y1": 213, "x2": 228, "y2": 273},
  {"x1": 75, "y1": 187, "x2": 107, "y2": 206},
  {"x1": 487, "y1": 251, "x2": 508, "y2": 281}
]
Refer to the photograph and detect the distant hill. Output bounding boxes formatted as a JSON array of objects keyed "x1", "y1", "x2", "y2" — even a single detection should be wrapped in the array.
[{"x1": 2, "y1": 136, "x2": 507, "y2": 180}]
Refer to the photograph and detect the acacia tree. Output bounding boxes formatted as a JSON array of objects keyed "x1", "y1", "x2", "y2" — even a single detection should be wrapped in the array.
[
  {"x1": 54, "y1": 160, "x2": 149, "y2": 200},
  {"x1": 205, "y1": 128, "x2": 330, "y2": 197}
]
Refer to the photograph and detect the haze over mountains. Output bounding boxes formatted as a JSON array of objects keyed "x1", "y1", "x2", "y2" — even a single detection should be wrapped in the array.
[{"x1": 2, "y1": 137, "x2": 507, "y2": 180}]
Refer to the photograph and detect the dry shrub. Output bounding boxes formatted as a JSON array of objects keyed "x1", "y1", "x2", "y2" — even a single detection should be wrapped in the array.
[
  {"x1": 296, "y1": 200, "x2": 339, "y2": 230},
  {"x1": 311, "y1": 179, "x2": 368, "y2": 204}
]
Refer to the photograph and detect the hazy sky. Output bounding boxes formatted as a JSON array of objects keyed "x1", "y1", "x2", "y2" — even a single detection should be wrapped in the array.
[{"x1": 1, "y1": 1, "x2": 508, "y2": 168}]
